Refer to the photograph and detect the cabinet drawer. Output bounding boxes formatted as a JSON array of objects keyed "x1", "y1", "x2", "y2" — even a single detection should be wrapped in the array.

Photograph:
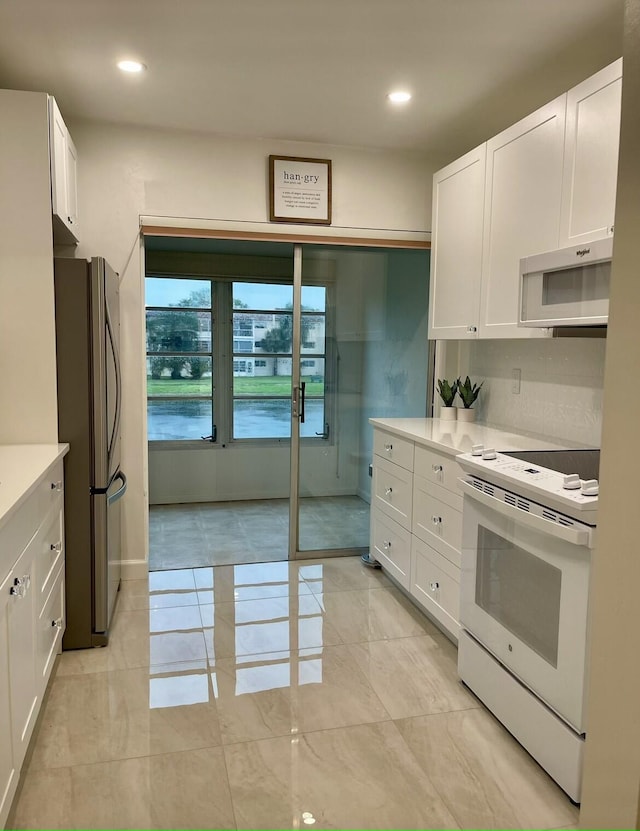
[
  {"x1": 35, "y1": 460, "x2": 64, "y2": 524},
  {"x1": 371, "y1": 511, "x2": 411, "y2": 590},
  {"x1": 411, "y1": 538, "x2": 460, "y2": 639},
  {"x1": 35, "y1": 506, "x2": 64, "y2": 608},
  {"x1": 412, "y1": 478, "x2": 462, "y2": 566},
  {"x1": 0, "y1": 495, "x2": 39, "y2": 581},
  {"x1": 373, "y1": 430, "x2": 414, "y2": 472},
  {"x1": 36, "y1": 566, "x2": 64, "y2": 691},
  {"x1": 414, "y1": 445, "x2": 463, "y2": 496},
  {"x1": 0, "y1": 462, "x2": 64, "y2": 580},
  {"x1": 372, "y1": 457, "x2": 413, "y2": 530}
]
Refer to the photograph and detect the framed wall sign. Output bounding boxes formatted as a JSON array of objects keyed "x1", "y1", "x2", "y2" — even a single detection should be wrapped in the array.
[{"x1": 269, "y1": 155, "x2": 332, "y2": 225}]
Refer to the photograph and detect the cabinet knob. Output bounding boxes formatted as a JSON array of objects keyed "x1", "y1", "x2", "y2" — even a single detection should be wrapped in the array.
[
  {"x1": 9, "y1": 575, "x2": 29, "y2": 598},
  {"x1": 384, "y1": 444, "x2": 393, "y2": 453},
  {"x1": 429, "y1": 581, "x2": 440, "y2": 593},
  {"x1": 68, "y1": 217, "x2": 74, "y2": 224},
  {"x1": 432, "y1": 516, "x2": 442, "y2": 526},
  {"x1": 432, "y1": 464, "x2": 443, "y2": 474},
  {"x1": 467, "y1": 325, "x2": 477, "y2": 334},
  {"x1": 385, "y1": 487, "x2": 393, "y2": 496},
  {"x1": 51, "y1": 480, "x2": 63, "y2": 492},
  {"x1": 382, "y1": 541, "x2": 391, "y2": 551},
  {"x1": 51, "y1": 541, "x2": 62, "y2": 553},
  {"x1": 51, "y1": 618, "x2": 64, "y2": 629}
]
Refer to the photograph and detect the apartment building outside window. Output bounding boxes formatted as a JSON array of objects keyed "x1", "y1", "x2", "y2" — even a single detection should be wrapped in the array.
[{"x1": 145, "y1": 276, "x2": 329, "y2": 443}]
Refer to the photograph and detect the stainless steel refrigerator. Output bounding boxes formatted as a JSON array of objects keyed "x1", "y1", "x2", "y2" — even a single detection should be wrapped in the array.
[{"x1": 54, "y1": 257, "x2": 127, "y2": 648}]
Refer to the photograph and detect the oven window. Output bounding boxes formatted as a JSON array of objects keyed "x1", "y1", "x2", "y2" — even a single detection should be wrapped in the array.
[{"x1": 476, "y1": 526, "x2": 561, "y2": 667}]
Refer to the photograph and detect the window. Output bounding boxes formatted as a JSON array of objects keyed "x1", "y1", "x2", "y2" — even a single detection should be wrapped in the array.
[
  {"x1": 146, "y1": 276, "x2": 330, "y2": 443},
  {"x1": 145, "y1": 278, "x2": 214, "y2": 441}
]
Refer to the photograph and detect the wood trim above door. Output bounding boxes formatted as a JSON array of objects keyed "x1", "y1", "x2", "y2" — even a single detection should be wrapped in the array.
[{"x1": 140, "y1": 222, "x2": 430, "y2": 250}]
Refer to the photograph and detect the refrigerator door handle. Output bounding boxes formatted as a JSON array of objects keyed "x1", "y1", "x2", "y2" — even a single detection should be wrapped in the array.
[
  {"x1": 107, "y1": 470, "x2": 127, "y2": 506},
  {"x1": 106, "y1": 301, "x2": 122, "y2": 467}
]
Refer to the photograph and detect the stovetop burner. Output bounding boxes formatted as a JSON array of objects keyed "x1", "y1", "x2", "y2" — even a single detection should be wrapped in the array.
[{"x1": 501, "y1": 449, "x2": 600, "y2": 482}]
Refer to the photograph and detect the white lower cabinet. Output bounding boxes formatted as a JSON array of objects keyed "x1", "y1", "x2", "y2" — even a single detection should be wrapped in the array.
[
  {"x1": 411, "y1": 538, "x2": 460, "y2": 638},
  {"x1": 0, "y1": 571, "x2": 17, "y2": 826},
  {"x1": 371, "y1": 427, "x2": 462, "y2": 640},
  {"x1": 0, "y1": 456, "x2": 65, "y2": 827},
  {"x1": 371, "y1": 510, "x2": 412, "y2": 589}
]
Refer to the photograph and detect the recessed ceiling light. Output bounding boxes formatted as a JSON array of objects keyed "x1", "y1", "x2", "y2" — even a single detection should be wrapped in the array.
[
  {"x1": 387, "y1": 91, "x2": 412, "y2": 103},
  {"x1": 117, "y1": 60, "x2": 146, "y2": 73}
]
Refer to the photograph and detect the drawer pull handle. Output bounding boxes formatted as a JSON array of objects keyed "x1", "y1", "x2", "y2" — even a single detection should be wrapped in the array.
[
  {"x1": 9, "y1": 575, "x2": 30, "y2": 598},
  {"x1": 384, "y1": 444, "x2": 393, "y2": 453},
  {"x1": 51, "y1": 618, "x2": 63, "y2": 629},
  {"x1": 51, "y1": 542, "x2": 62, "y2": 553},
  {"x1": 51, "y1": 480, "x2": 63, "y2": 492},
  {"x1": 432, "y1": 464, "x2": 443, "y2": 473},
  {"x1": 9, "y1": 578, "x2": 24, "y2": 598},
  {"x1": 385, "y1": 487, "x2": 393, "y2": 496},
  {"x1": 432, "y1": 516, "x2": 442, "y2": 526},
  {"x1": 429, "y1": 581, "x2": 440, "y2": 592},
  {"x1": 383, "y1": 541, "x2": 391, "y2": 551}
]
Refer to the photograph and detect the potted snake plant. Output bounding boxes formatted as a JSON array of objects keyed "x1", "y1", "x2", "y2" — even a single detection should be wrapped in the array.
[
  {"x1": 457, "y1": 375, "x2": 483, "y2": 422},
  {"x1": 437, "y1": 378, "x2": 459, "y2": 420}
]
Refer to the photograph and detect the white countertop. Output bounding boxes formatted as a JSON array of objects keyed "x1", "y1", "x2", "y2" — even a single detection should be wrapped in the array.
[
  {"x1": 369, "y1": 418, "x2": 592, "y2": 458},
  {"x1": 0, "y1": 444, "x2": 69, "y2": 531}
]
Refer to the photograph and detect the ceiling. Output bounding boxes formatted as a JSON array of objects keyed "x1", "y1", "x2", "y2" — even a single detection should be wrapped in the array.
[{"x1": 0, "y1": 0, "x2": 624, "y2": 161}]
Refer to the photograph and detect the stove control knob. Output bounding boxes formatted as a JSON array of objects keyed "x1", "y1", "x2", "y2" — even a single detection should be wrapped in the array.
[
  {"x1": 471, "y1": 444, "x2": 484, "y2": 456},
  {"x1": 563, "y1": 474, "x2": 581, "y2": 490},
  {"x1": 581, "y1": 479, "x2": 599, "y2": 496},
  {"x1": 482, "y1": 448, "x2": 497, "y2": 460}
]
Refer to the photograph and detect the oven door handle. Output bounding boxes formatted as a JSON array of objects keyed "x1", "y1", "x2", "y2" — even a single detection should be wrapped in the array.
[{"x1": 459, "y1": 479, "x2": 593, "y2": 547}]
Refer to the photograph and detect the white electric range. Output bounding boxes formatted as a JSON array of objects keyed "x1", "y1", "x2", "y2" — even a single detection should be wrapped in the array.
[{"x1": 455, "y1": 444, "x2": 600, "y2": 804}]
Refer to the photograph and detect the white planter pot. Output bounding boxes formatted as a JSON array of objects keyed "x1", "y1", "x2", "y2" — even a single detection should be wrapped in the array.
[
  {"x1": 440, "y1": 407, "x2": 457, "y2": 421},
  {"x1": 457, "y1": 408, "x2": 476, "y2": 423}
]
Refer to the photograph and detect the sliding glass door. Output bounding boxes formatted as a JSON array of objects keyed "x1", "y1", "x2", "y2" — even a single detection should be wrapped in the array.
[
  {"x1": 288, "y1": 244, "x2": 430, "y2": 558},
  {"x1": 145, "y1": 236, "x2": 429, "y2": 567}
]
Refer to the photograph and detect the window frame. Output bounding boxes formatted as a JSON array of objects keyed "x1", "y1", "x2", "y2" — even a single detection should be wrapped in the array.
[{"x1": 145, "y1": 274, "x2": 334, "y2": 447}]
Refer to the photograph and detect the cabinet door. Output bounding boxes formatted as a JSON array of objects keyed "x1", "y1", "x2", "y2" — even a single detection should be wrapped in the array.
[
  {"x1": 48, "y1": 96, "x2": 79, "y2": 243},
  {"x1": 0, "y1": 572, "x2": 17, "y2": 830},
  {"x1": 480, "y1": 95, "x2": 566, "y2": 339},
  {"x1": 429, "y1": 144, "x2": 486, "y2": 339},
  {"x1": 7, "y1": 542, "x2": 38, "y2": 770},
  {"x1": 65, "y1": 131, "x2": 79, "y2": 234},
  {"x1": 559, "y1": 59, "x2": 622, "y2": 247}
]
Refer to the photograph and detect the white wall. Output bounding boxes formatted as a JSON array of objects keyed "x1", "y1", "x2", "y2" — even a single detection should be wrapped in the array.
[
  {"x1": 0, "y1": 90, "x2": 59, "y2": 445},
  {"x1": 70, "y1": 120, "x2": 434, "y2": 574},
  {"x1": 579, "y1": 0, "x2": 640, "y2": 824},
  {"x1": 455, "y1": 337, "x2": 605, "y2": 447}
]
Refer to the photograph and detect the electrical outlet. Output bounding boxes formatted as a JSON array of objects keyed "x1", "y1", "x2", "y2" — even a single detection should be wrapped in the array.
[{"x1": 512, "y1": 368, "x2": 521, "y2": 394}]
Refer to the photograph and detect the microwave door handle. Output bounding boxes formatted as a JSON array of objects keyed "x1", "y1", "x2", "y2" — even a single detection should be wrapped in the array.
[{"x1": 458, "y1": 478, "x2": 592, "y2": 547}]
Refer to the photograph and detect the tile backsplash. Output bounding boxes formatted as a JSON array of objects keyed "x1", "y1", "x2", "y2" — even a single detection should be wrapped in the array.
[{"x1": 460, "y1": 337, "x2": 606, "y2": 447}]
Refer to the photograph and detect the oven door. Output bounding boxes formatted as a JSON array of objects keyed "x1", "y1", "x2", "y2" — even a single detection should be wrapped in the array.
[{"x1": 459, "y1": 480, "x2": 592, "y2": 733}]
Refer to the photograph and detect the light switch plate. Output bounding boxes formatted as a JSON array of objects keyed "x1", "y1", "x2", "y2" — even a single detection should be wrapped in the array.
[{"x1": 512, "y1": 368, "x2": 521, "y2": 394}]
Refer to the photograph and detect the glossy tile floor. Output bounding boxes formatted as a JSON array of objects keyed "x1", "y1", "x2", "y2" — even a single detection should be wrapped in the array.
[
  {"x1": 9, "y1": 558, "x2": 579, "y2": 830},
  {"x1": 149, "y1": 496, "x2": 370, "y2": 569}
]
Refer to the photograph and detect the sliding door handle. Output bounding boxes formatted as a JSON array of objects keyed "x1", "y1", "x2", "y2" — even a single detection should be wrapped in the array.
[{"x1": 300, "y1": 381, "x2": 306, "y2": 424}]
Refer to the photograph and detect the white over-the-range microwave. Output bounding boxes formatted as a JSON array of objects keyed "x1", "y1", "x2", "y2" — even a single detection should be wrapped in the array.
[{"x1": 519, "y1": 236, "x2": 612, "y2": 328}]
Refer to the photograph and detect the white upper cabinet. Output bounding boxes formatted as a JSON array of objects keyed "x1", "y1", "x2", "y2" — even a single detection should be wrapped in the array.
[
  {"x1": 428, "y1": 59, "x2": 623, "y2": 341},
  {"x1": 429, "y1": 144, "x2": 486, "y2": 340},
  {"x1": 479, "y1": 95, "x2": 566, "y2": 339},
  {"x1": 559, "y1": 58, "x2": 622, "y2": 247},
  {"x1": 48, "y1": 96, "x2": 79, "y2": 244}
]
